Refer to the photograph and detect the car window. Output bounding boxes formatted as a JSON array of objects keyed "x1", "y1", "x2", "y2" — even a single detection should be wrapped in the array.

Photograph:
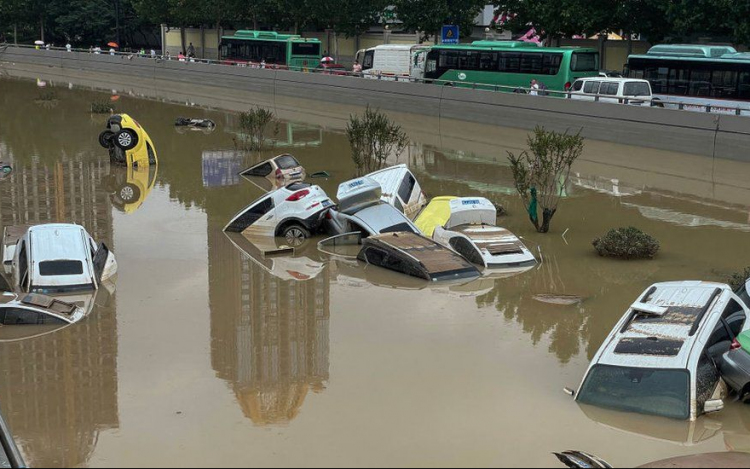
[
  {"x1": 363, "y1": 50, "x2": 375, "y2": 70},
  {"x1": 623, "y1": 82, "x2": 651, "y2": 97},
  {"x1": 363, "y1": 246, "x2": 386, "y2": 265},
  {"x1": 578, "y1": 365, "x2": 690, "y2": 420},
  {"x1": 696, "y1": 355, "x2": 721, "y2": 414},
  {"x1": 380, "y1": 223, "x2": 416, "y2": 235},
  {"x1": 39, "y1": 261, "x2": 84, "y2": 276},
  {"x1": 0, "y1": 308, "x2": 67, "y2": 325},
  {"x1": 18, "y1": 242, "x2": 28, "y2": 289},
  {"x1": 583, "y1": 81, "x2": 601, "y2": 94},
  {"x1": 572, "y1": 80, "x2": 584, "y2": 92},
  {"x1": 248, "y1": 162, "x2": 273, "y2": 177},
  {"x1": 601, "y1": 82, "x2": 620, "y2": 96},
  {"x1": 398, "y1": 174, "x2": 416, "y2": 204},
  {"x1": 276, "y1": 155, "x2": 300, "y2": 170}
]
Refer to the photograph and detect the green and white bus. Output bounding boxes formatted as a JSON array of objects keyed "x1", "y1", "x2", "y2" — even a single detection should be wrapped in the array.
[
  {"x1": 220, "y1": 31, "x2": 322, "y2": 69},
  {"x1": 422, "y1": 41, "x2": 600, "y2": 92}
]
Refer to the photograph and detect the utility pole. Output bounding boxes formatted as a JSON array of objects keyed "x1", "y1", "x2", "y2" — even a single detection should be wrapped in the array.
[{"x1": 115, "y1": 0, "x2": 121, "y2": 45}]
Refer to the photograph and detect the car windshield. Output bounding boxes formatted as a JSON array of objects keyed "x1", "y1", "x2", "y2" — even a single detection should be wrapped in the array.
[{"x1": 578, "y1": 365, "x2": 691, "y2": 420}]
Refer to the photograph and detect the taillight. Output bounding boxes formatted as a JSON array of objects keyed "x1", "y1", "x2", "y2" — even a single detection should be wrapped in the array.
[
  {"x1": 564, "y1": 82, "x2": 572, "y2": 91},
  {"x1": 325, "y1": 211, "x2": 333, "y2": 220},
  {"x1": 732, "y1": 339, "x2": 742, "y2": 351},
  {"x1": 286, "y1": 189, "x2": 310, "y2": 202},
  {"x1": 275, "y1": 168, "x2": 283, "y2": 179}
]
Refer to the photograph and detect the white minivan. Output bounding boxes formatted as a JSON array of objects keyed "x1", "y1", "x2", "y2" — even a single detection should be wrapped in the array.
[
  {"x1": 356, "y1": 45, "x2": 430, "y2": 81},
  {"x1": 569, "y1": 77, "x2": 653, "y2": 105}
]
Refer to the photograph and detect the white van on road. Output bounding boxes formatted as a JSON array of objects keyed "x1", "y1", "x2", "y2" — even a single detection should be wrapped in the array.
[
  {"x1": 356, "y1": 45, "x2": 430, "y2": 81},
  {"x1": 569, "y1": 77, "x2": 654, "y2": 105}
]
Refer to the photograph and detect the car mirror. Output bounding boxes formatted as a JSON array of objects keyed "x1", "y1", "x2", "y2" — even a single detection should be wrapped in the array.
[
  {"x1": 563, "y1": 387, "x2": 576, "y2": 398},
  {"x1": 704, "y1": 399, "x2": 725, "y2": 414}
]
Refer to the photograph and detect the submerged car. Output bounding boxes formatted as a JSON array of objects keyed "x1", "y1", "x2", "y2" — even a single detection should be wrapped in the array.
[
  {"x1": 716, "y1": 278, "x2": 750, "y2": 399},
  {"x1": 568, "y1": 281, "x2": 750, "y2": 421},
  {"x1": 415, "y1": 197, "x2": 536, "y2": 271},
  {"x1": 224, "y1": 182, "x2": 334, "y2": 247},
  {"x1": 366, "y1": 164, "x2": 427, "y2": 220},
  {"x1": 175, "y1": 117, "x2": 216, "y2": 133},
  {"x1": 240, "y1": 154, "x2": 306, "y2": 182},
  {"x1": 99, "y1": 114, "x2": 158, "y2": 168},
  {"x1": 325, "y1": 176, "x2": 420, "y2": 237},
  {"x1": 0, "y1": 162, "x2": 11, "y2": 181},
  {"x1": 3, "y1": 224, "x2": 118, "y2": 294},
  {"x1": 357, "y1": 232, "x2": 480, "y2": 282},
  {"x1": 225, "y1": 232, "x2": 327, "y2": 282}
]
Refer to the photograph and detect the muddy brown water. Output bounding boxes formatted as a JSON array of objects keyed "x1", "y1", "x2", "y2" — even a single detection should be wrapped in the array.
[{"x1": 1, "y1": 76, "x2": 750, "y2": 468}]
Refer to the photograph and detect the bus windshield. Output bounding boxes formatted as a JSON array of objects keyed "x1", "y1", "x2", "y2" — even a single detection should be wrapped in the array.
[{"x1": 578, "y1": 365, "x2": 691, "y2": 420}]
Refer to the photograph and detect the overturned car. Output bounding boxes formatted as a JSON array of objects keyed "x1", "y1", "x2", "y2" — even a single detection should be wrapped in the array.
[{"x1": 99, "y1": 114, "x2": 158, "y2": 168}]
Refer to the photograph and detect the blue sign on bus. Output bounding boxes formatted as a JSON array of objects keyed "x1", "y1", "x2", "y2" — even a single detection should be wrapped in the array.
[{"x1": 442, "y1": 25, "x2": 459, "y2": 45}]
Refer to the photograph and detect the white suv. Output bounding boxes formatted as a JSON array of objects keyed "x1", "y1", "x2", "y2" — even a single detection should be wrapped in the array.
[
  {"x1": 569, "y1": 77, "x2": 653, "y2": 105},
  {"x1": 569, "y1": 281, "x2": 750, "y2": 421}
]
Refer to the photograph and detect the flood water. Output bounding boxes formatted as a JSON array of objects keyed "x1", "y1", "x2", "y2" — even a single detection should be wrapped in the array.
[{"x1": 1, "y1": 76, "x2": 750, "y2": 468}]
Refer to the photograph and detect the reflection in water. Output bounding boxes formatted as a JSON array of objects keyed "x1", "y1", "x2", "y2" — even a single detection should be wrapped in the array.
[
  {"x1": 0, "y1": 157, "x2": 119, "y2": 467},
  {"x1": 209, "y1": 229, "x2": 330, "y2": 426},
  {"x1": 102, "y1": 165, "x2": 158, "y2": 214}
]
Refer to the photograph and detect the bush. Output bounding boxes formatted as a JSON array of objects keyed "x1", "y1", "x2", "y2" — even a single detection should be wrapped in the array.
[
  {"x1": 593, "y1": 227, "x2": 660, "y2": 260},
  {"x1": 347, "y1": 106, "x2": 409, "y2": 176},
  {"x1": 238, "y1": 107, "x2": 278, "y2": 151},
  {"x1": 91, "y1": 100, "x2": 115, "y2": 114},
  {"x1": 728, "y1": 267, "x2": 750, "y2": 291}
]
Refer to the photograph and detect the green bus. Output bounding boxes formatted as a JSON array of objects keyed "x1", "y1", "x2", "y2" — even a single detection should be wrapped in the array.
[
  {"x1": 423, "y1": 41, "x2": 600, "y2": 92},
  {"x1": 220, "y1": 30, "x2": 322, "y2": 69}
]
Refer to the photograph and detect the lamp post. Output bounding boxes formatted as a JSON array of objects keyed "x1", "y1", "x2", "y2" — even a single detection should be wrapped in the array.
[{"x1": 384, "y1": 25, "x2": 391, "y2": 45}]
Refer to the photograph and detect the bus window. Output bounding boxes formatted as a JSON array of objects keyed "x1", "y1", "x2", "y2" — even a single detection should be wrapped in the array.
[
  {"x1": 712, "y1": 70, "x2": 738, "y2": 99},
  {"x1": 571, "y1": 52, "x2": 599, "y2": 72},
  {"x1": 499, "y1": 53, "x2": 521, "y2": 73},
  {"x1": 644, "y1": 67, "x2": 668, "y2": 93},
  {"x1": 479, "y1": 52, "x2": 498, "y2": 71},
  {"x1": 291, "y1": 43, "x2": 320, "y2": 57},
  {"x1": 520, "y1": 53, "x2": 543, "y2": 74},
  {"x1": 439, "y1": 50, "x2": 459, "y2": 69},
  {"x1": 739, "y1": 72, "x2": 750, "y2": 100},
  {"x1": 458, "y1": 51, "x2": 480, "y2": 70},
  {"x1": 690, "y1": 69, "x2": 712, "y2": 97},
  {"x1": 542, "y1": 54, "x2": 563, "y2": 75},
  {"x1": 669, "y1": 68, "x2": 690, "y2": 96}
]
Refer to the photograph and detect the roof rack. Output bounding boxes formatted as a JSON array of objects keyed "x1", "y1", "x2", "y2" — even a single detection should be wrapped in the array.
[{"x1": 689, "y1": 288, "x2": 722, "y2": 336}]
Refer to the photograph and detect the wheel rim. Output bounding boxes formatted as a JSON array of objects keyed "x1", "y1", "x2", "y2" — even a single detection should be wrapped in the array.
[
  {"x1": 118, "y1": 132, "x2": 133, "y2": 148},
  {"x1": 120, "y1": 186, "x2": 135, "y2": 201},
  {"x1": 286, "y1": 228, "x2": 306, "y2": 246}
]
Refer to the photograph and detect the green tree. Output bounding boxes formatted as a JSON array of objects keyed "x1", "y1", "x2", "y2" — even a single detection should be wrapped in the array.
[
  {"x1": 494, "y1": 0, "x2": 611, "y2": 41},
  {"x1": 395, "y1": 0, "x2": 487, "y2": 42}
]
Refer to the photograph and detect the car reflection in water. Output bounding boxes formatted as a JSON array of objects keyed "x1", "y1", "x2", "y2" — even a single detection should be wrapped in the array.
[
  {"x1": 102, "y1": 164, "x2": 158, "y2": 214},
  {"x1": 225, "y1": 233, "x2": 327, "y2": 283}
]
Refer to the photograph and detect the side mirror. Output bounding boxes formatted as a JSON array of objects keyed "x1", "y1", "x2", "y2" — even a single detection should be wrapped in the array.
[
  {"x1": 563, "y1": 387, "x2": 576, "y2": 398},
  {"x1": 704, "y1": 399, "x2": 725, "y2": 414}
]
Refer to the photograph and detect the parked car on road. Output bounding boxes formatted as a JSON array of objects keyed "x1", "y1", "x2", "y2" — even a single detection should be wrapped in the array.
[
  {"x1": 569, "y1": 77, "x2": 653, "y2": 105},
  {"x1": 224, "y1": 182, "x2": 334, "y2": 247},
  {"x1": 3, "y1": 224, "x2": 118, "y2": 294},
  {"x1": 99, "y1": 114, "x2": 158, "y2": 167},
  {"x1": 568, "y1": 281, "x2": 750, "y2": 421},
  {"x1": 415, "y1": 196, "x2": 536, "y2": 271}
]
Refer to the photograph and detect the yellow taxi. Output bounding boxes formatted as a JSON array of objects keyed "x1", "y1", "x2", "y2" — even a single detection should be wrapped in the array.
[
  {"x1": 99, "y1": 114, "x2": 157, "y2": 168},
  {"x1": 103, "y1": 165, "x2": 158, "y2": 214}
]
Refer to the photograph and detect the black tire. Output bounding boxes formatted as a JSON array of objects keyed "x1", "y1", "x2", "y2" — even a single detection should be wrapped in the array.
[
  {"x1": 281, "y1": 224, "x2": 311, "y2": 248},
  {"x1": 99, "y1": 130, "x2": 115, "y2": 149},
  {"x1": 118, "y1": 183, "x2": 141, "y2": 204},
  {"x1": 114, "y1": 129, "x2": 138, "y2": 150}
]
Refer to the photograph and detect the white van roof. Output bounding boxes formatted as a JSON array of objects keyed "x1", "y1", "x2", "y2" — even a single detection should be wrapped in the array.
[
  {"x1": 596, "y1": 281, "x2": 733, "y2": 370},
  {"x1": 367, "y1": 164, "x2": 411, "y2": 205},
  {"x1": 447, "y1": 198, "x2": 497, "y2": 228},
  {"x1": 366, "y1": 44, "x2": 424, "y2": 52},
  {"x1": 576, "y1": 77, "x2": 650, "y2": 84}
]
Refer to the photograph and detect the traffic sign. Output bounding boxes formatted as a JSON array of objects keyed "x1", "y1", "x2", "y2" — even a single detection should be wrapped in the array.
[{"x1": 442, "y1": 25, "x2": 459, "y2": 45}]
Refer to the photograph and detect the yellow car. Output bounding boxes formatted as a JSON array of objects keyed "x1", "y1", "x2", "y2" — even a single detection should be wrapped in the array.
[
  {"x1": 99, "y1": 114, "x2": 157, "y2": 168},
  {"x1": 103, "y1": 165, "x2": 158, "y2": 214}
]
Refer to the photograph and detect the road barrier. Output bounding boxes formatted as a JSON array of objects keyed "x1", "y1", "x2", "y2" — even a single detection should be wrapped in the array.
[{"x1": 2, "y1": 44, "x2": 749, "y2": 162}]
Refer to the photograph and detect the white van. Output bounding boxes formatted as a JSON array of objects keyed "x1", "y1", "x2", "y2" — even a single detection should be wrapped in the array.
[
  {"x1": 569, "y1": 77, "x2": 653, "y2": 105},
  {"x1": 356, "y1": 45, "x2": 430, "y2": 81}
]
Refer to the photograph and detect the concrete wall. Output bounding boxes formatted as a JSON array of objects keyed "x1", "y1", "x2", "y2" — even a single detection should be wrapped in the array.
[{"x1": 2, "y1": 45, "x2": 749, "y2": 163}]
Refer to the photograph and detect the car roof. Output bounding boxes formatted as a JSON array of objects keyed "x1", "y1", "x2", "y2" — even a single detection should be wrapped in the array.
[
  {"x1": 351, "y1": 203, "x2": 415, "y2": 234},
  {"x1": 367, "y1": 164, "x2": 411, "y2": 200},
  {"x1": 596, "y1": 281, "x2": 734, "y2": 370},
  {"x1": 27, "y1": 224, "x2": 89, "y2": 261},
  {"x1": 576, "y1": 77, "x2": 650, "y2": 84}
]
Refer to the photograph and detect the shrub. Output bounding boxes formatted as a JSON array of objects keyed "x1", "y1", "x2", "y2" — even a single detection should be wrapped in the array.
[
  {"x1": 91, "y1": 100, "x2": 115, "y2": 114},
  {"x1": 728, "y1": 267, "x2": 750, "y2": 291},
  {"x1": 593, "y1": 227, "x2": 660, "y2": 260},
  {"x1": 238, "y1": 107, "x2": 278, "y2": 151},
  {"x1": 508, "y1": 127, "x2": 584, "y2": 233},
  {"x1": 347, "y1": 106, "x2": 409, "y2": 176}
]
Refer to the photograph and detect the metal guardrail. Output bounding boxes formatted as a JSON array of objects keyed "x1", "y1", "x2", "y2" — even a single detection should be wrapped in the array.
[
  {"x1": 0, "y1": 407, "x2": 25, "y2": 469},
  {"x1": 3, "y1": 44, "x2": 748, "y2": 117}
]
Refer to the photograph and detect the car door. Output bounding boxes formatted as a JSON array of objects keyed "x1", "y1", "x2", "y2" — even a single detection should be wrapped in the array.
[{"x1": 92, "y1": 243, "x2": 112, "y2": 284}]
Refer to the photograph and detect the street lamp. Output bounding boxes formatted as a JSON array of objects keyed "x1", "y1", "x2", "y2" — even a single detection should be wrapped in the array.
[{"x1": 384, "y1": 25, "x2": 391, "y2": 45}]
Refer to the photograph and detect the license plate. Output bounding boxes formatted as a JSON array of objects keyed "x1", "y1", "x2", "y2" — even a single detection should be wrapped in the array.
[{"x1": 322, "y1": 200, "x2": 333, "y2": 208}]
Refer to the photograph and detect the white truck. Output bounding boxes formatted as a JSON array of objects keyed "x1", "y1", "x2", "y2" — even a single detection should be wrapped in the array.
[{"x1": 356, "y1": 44, "x2": 431, "y2": 81}]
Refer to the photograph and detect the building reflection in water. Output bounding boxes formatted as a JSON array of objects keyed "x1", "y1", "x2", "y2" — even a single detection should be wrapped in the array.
[
  {"x1": 0, "y1": 156, "x2": 119, "y2": 467},
  {"x1": 209, "y1": 229, "x2": 330, "y2": 426}
]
